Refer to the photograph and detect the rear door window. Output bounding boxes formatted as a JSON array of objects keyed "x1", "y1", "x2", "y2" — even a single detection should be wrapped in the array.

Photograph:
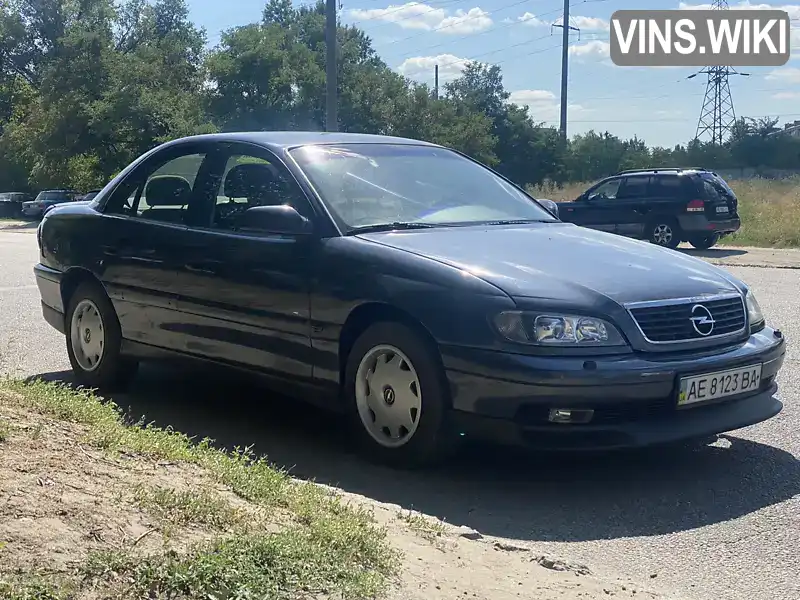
[
  {"x1": 617, "y1": 175, "x2": 651, "y2": 199},
  {"x1": 649, "y1": 175, "x2": 684, "y2": 198}
]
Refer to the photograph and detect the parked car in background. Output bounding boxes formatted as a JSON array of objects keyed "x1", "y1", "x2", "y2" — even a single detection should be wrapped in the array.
[
  {"x1": 0, "y1": 192, "x2": 33, "y2": 218},
  {"x1": 559, "y1": 168, "x2": 741, "y2": 249},
  {"x1": 80, "y1": 189, "x2": 103, "y2": 202},
  {"x1": 33, "y1": 133, "x2": 784, "y2": 468},
  {"x1": 22, "y1": 189, "x2": 82, "y2": 219}
]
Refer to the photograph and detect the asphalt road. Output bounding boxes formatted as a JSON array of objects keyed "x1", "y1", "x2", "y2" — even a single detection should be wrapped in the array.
[{"x1": 1, "y1": 223, "x2": 798, "y2": 600}]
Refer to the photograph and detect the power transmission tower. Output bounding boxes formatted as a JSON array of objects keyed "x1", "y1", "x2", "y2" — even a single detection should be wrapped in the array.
[{"x1": 692, "y1": 0, "x2": 749, "y2": 144}]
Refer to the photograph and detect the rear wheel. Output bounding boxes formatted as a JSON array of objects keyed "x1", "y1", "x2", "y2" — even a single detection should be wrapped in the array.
[
  {"x1": 344, "y1": 321, "x2": 457, "y2": 468},
  {"x1": 66, "y1": 281, "x2": 138, "y2": 391},
  {"x1": 648, "y1": 219, "x2": 681, "y2": 249},
  {"x1": 688, "y1": 233, "x2": 720, "y2": 250}
]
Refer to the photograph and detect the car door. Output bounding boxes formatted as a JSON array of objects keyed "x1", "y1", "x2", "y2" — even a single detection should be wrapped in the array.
[
  {"x1": 168, "y1": 142, "x2": 316, "y2": 383},
  {"x1": 613, "y1": 175, "x2": 652, "y2": 238},
  {"x1": 97, "y1": 143, "x2": 215, "y2": 350},
  {"x1": 561, "y1": 177, "x2": 622, "y2": 233}
]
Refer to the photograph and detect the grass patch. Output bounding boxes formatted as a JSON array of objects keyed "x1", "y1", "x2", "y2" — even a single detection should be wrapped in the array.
[
  {"x1": 0, "y1": 379, "x2": 399, "y2": 599},
  {"x1": 530, "y1": 177, "x2": 800, "y2": 248},
  {"x1": 0, "y1": 419, "x2": 9, "y2": 442},
  {"x1": 131, "y1": 484, "x2": 243, "y2": 530}
]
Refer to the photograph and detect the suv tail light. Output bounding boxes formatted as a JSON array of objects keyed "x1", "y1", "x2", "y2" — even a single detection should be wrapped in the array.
[{"x1": 686, "y1": 199, "x2": 705, "y2": 213}]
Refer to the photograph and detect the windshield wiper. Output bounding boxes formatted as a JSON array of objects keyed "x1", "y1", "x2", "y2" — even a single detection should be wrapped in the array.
[{"x1": 346, "y1": 222, "x2": 443, "y2": 235}]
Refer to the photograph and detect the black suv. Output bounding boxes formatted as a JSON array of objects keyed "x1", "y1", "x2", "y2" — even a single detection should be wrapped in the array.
[{"x1": 559, "y1": 168, "x2": 740, "y2": 249}]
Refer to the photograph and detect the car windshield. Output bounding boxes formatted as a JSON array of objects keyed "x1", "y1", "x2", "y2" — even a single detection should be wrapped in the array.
[
  {"x1": 289, "y1": 143, "x2": 556, "y2": 229},
  {"x1": 36, "y1": 191, "x2": 73, "y2": 202}
]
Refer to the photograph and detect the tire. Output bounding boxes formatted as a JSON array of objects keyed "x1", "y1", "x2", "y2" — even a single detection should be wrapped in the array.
[
  {"x1": 65, "y1": 281, "x2": 138, "y2": 391},
  {"x1": 343, "y1": 321, "x2": 457, "y2": 468},
  {"x1": 647, "y1": 218, "x2": 681, "y2": 249},
  {"x1": 688, "y1": 233, "x2": 719, "y2": 250}
]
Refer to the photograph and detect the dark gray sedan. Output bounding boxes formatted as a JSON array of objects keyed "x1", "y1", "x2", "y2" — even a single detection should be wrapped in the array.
[{"x1": 33, "y1": 132, "x2": 786, "y2": 467}]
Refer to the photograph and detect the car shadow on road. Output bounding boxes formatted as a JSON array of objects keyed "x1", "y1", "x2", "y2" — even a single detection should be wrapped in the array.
[
  {"x1": 679, "y1": 247, "x2": 748, "y2": 259},
  {"x1": 30, "y1": 363, "x2": 800, "y2": 544}
]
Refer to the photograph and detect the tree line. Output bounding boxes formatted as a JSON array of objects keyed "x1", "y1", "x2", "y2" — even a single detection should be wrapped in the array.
[{"x1": 1, "y1": 0, "x2": 799, "y2": 194}]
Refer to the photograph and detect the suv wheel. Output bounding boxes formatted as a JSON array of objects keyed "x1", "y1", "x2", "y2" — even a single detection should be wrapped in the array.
[
  {"x1": 688, "y1": 233, "x2": 719, "y2": 250},
  {"x1": 648, "y1": 219, "x2": 681, "y2": 249}
]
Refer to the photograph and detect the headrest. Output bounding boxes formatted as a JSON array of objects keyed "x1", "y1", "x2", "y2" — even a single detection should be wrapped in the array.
[
  {"x1": 145, "y1": 175, "x2": 191, "y2": 206},
  {"x1": 223, "y1": 163, "x2": 279, "y2": 199}
]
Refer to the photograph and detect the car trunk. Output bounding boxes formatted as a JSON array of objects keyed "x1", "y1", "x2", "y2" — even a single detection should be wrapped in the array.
[{"x1": 694, "y1": 172, "x2": 738, "y2": 221}]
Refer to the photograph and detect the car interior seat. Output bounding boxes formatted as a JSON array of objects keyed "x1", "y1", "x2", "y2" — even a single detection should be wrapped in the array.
[{"x1": 139, "y1": 175, "x2": 192, "y2": 223}]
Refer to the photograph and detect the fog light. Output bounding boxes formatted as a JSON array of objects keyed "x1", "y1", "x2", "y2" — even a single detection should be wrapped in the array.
[{"x1": 548, "y1": 408, "x2": 594, "y2": 424}]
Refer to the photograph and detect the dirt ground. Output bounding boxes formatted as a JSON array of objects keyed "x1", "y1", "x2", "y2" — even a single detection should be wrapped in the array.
[{"x1": 0, "y1": 398, "x2": 672, "y2": 600}]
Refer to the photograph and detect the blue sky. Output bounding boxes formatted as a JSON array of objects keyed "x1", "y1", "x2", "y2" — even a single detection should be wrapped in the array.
[{"x1": 188, "y1": 0, "x2": 800, "y2": 147}]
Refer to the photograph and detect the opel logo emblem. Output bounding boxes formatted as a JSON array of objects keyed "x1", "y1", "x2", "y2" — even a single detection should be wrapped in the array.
[
  {"x1": 690, "y1": 304, "x2": 716, "y2": 336},
  {"x1": 383, "y1": 386, "x2": 396, "y2": 406}
]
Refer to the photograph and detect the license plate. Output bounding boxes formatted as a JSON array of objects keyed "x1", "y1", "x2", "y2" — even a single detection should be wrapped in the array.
[
  {"x1": 716, "y1": 205, "x2": 729, "y2": 213},
  {"x1": 679, "y1": 364, "x2": 762, "y2": 406}
]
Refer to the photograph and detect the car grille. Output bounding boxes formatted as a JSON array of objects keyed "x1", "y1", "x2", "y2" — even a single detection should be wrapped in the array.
[{"x1": 628, "y1": 295, "x2": 746, "y2": 343}]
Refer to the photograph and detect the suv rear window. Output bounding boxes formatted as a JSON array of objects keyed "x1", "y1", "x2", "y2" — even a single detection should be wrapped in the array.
[{"x1": 696, "y1": 173, "x2": 737, "y2": 201}]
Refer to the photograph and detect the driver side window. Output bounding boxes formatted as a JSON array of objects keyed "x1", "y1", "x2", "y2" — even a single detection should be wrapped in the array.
[
  {"x1": 213, "y1": 151, "x2": 312, "y2": 232},
  {"x1": 588, "y1": 179, "x2": 621, "y2": 200}
]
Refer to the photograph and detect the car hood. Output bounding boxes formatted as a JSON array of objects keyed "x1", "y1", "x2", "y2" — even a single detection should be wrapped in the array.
[{"x1": 357, "y1": 222, "x2": 743, "y2": 305}]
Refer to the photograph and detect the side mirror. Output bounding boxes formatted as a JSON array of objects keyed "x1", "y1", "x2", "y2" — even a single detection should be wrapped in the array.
[
  {"x1": 537, "y1": 198, "x2": 559, "y2": 219},
  {"x1": 235, "y1": 205, "x2": 312, "y2": 235}
]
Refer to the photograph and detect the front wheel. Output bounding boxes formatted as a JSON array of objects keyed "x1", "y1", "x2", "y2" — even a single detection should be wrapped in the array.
[
  {"x1": 66, "y1": 281, "x2": 138, "y2": 391},
  {"x1": 648, "y1": 219, "x2": 681, "y2": 249},
  {"x1": 344, "y1": 321, "x2": 457, "y2": 468},
  {"x1": 688, "y1": 233, "x2": 720, "y2": 250}
]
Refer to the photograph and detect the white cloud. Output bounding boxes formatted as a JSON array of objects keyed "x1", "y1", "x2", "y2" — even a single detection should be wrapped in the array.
[
  {"x1": 437, "y1": 8, "x2": 492, "y2": 34},
  {"x1": 773, "y1": 91, "x2": 800, "y2": 99},
  {"x1": 348, "y1": 2, "x2": 492, "y2": 34},
  {"x1": 569, "y1": 40, "x2": 610, "y2": 58},
  {"x1": 554, "y1": 16, "x2": 610, "y2": 31},
  {"x1": 521, "y1": 13, "x2": 609, "y2": 30},
  {"x1": 508, "y1": 89, "x2": 591, "y2": 122},
  {"x1": 397, "y1": 54, "x2": 472, "y2": 80},
  {"x1": 766, "y1": 66, "x2": 800, "y2": 83},
  {"x1": 518, "y1": 12, "x2": 547, "y2": 26}
]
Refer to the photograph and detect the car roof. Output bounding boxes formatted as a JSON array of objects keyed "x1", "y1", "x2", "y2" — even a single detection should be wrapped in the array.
[
  {"x1": 614, "y1": 168, "x2": 712, "y2": 177},
  {"x1": 159, "y1": 131, "x2": 441, "y2": 152}
]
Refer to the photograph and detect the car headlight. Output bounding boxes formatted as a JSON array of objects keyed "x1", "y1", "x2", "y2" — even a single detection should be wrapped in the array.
[
  {"x1": 493, "y1": 311, "x2": 626, "y2": 346},
  {"x1": 745, "y1": 290, "x2": 765, "y2": 333}
]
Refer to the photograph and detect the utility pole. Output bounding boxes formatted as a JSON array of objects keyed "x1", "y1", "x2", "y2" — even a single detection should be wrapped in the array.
[
  {"x1": 434, "y1": 64, "x2": 439, "y2": 100},
  {"x1": 325, "y1": 0, "x2": 338, "y2": 132},
  {"x1": 553, "y1": 0, "x2": 579, "y2": 141}
]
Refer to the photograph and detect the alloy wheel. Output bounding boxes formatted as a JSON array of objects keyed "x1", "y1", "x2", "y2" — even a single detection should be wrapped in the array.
[{"x1": 652, "y1": 224, "x2": 674, "y2": 246}]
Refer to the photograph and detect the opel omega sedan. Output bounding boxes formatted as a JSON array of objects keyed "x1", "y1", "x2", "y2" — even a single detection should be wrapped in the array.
[{"x1": 34, "y1": 132, "x2": 786, "y2": 467}]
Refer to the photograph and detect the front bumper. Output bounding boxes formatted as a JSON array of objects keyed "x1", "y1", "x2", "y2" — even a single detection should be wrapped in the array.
[
  {"x1": 443, "y1": 328, "x2": 785, "y2": 450},
  {"x1": 22, "y1": 205, "x2": 44, "y2": 218},
  {"x1": 677, "y1": 214, "x2": 741, "y2": 235}
]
